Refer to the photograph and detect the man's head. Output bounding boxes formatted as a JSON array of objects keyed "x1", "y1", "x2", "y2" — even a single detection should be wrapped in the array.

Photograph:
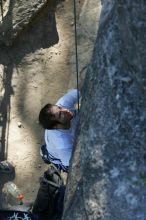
[{"x1": 39, "y1": 104, "x2": 73, "y2": 129}]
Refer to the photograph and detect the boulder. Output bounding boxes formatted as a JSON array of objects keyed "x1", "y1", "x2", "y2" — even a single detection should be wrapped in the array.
[{"x1": 0, "y1": 0, "x2": 57, "y2": 46}]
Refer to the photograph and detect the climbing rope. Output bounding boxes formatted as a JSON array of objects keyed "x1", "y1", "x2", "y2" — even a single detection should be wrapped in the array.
[
  {"x1": 73, "y1": 0, "x2": 80, "y2": 112},
  {"x1": 0, "y1": 0, "x2": 3, "y2": 20}
]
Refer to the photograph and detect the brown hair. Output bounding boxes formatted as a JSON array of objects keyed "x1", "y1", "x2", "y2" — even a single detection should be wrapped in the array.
[{"x1": 39, "y1": 104, "x2": 58, "y2": 129}]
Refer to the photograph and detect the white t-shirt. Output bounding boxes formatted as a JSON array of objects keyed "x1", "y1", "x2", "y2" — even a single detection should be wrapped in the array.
[{"x1": 44, "y1": 89, "x2": 80, "y2": 166}]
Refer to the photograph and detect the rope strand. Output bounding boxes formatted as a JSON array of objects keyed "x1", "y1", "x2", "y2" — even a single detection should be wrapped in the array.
[{"x1": 73, "y1": 0, "x2": 80, "y2": 112}]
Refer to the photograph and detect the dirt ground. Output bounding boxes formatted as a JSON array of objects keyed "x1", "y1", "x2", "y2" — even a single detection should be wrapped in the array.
[{"x1": 0, "y1": 0, "x2": 85, "y2": 207}]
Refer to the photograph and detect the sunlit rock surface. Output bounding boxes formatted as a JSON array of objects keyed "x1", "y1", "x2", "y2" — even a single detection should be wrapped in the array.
[
  {"x1": 63, "y1": 1, "x2": 146, "y2": 219},
  {"x1": 68, "y1": 0, "x2": 101, "y2": 88}
]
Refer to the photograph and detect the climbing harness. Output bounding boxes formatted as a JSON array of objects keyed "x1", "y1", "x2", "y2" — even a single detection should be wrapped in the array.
[
  {"x1": 73, "y1": 0, "x2": 80, "y2": 112},
  {"x1": 0, "y1": 0, "x2": 3, "y2": 19}
]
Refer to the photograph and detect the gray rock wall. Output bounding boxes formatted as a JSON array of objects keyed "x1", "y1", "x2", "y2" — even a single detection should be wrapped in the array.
[{"x1": 63, "y1": 1, "x2": 146, "y2": 219}]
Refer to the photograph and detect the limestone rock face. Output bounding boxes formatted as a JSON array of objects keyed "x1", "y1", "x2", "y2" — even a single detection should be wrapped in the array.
[{"x1": 63, "y1": 1, "x2": 146, "y2": 219}]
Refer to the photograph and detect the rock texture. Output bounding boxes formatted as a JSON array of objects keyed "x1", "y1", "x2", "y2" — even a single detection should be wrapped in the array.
[
  {"x1": 63, "y1": 1, "x2": 146, "y2": 219},
  {"x1": 0, "y1": 0, "x2": 58, "y2": 46}
]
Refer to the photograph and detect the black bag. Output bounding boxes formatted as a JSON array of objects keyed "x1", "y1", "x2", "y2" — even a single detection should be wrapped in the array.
[{"x1": 32, "y1": 164, "x2": 65, "y2": 220}]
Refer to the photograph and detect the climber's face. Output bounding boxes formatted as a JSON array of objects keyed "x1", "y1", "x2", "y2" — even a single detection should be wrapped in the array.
[{"x1": 51, "y1": 105, "x2": 73, "y2": 125}]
